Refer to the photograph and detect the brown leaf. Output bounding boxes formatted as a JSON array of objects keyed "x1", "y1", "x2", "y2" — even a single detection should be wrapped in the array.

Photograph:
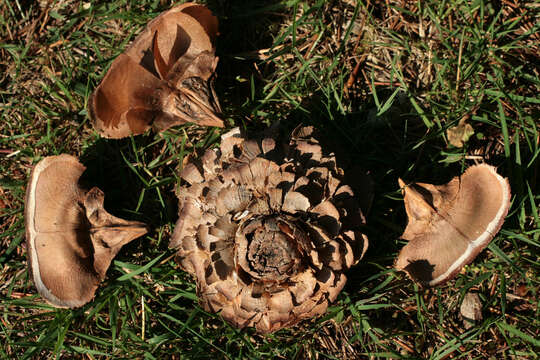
[
  {"x1": 460, "y1": 292, "x2": 483, "y2": 329},
  {"x1": 447, "y1": 119, "x2": 474, "y2": 148},
  {"x1": 89, "y1": 3, "x2": 223, "y2": 139},
  {"x1": 516, "y1": 283, "x2": 529, "y2": 297},
  {"x1": 25, "y1": 155, "x2": 147, "y2": 307}
]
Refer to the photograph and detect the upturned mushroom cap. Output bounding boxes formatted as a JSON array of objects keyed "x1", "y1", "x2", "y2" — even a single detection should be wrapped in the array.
[
  {"x1": 89, "y1": 3, "x2": 223, "y2": 139},
  {"x1": 25, "y1": 155, "x2": 147, "y2": 307},
  {"x1": 170, "y1": 127, "x2": 368, "y2": 333},
  {"x1": 395, "y1": 164, "x2": 511, "y2": 286}
]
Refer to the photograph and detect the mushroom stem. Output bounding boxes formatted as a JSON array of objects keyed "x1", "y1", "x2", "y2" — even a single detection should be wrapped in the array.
[{"x1": 84, "y1": 187, "x2": 148, "y2": 249}]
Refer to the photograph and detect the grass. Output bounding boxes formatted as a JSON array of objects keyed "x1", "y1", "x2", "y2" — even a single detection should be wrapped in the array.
[{"x1": 1, "y1": 0, "x2": 539, "y2": 358}]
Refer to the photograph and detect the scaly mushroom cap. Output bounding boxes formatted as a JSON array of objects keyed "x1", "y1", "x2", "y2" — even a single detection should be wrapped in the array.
[
  {"x1": 89, "y1": 3, "x2": 223, "y2": 139},
  {"x1": 395, "y1": 164, "x2": 511, "y2": 286},
  {"x1": 170, "y1": 127, "x2": 368, "y2": 333},
  {"x1": 25, "y1": 155, "x2": 148, "y2": 307}
]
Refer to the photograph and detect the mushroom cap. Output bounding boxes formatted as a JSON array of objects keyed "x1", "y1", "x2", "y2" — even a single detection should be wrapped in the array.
[
  {"x1": 170, "y1": 127, "x2": 368, "y2": 333},
  {"x1": 395, "y1": 164, "x2": 511, "y2": 286},
  {"x1": 25, "y1": 155, "x2": 147, "y2": 307},
  {"x1": 89, "y1": 3, "x2": 223, "y2": 139}
]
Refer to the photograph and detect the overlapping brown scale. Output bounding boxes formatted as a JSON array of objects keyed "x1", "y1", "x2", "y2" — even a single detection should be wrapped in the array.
[
  {"x1": 170, "y1": 126, "x2": 369, "y2": 333},
  {"x1": 89, "y1": 3, "x2": 223, "y2": 139}
]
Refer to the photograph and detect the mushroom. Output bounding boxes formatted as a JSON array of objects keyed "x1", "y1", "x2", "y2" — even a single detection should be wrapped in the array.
[
  {"x1": 25, "y1": 155, "x2": 147, "y2": 307},
  {"x1": 170, "y1": 127, "x2": 368, "y2": 333},
  {"x1": 395, "y1": 164, "x2": 511, "y2": 286},
  {"x1": 89, "y1": 3, "x2": 223, "y2": 139}
]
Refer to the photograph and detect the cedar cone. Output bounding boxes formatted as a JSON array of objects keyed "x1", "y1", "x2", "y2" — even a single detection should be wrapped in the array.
[{"x1": 170, "y1": 126, "x2": 368, "y2": 333}]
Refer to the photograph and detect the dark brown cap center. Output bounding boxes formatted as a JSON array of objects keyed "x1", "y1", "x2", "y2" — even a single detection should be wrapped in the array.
[{"x1": 236, "y1": 216, "x2": 304, "y2": 281}]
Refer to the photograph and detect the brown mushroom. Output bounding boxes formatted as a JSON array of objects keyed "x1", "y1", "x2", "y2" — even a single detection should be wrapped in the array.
[
  {"x1": 170, "y1": 127, "x2": 368, "y2": 333},
  {"x1": 89, "y1": 3, "x2": 223, "y2": 139},
  {"x1": 395, "y1": 164, "x2": 511, "y2": 286},
  {"x1": 25, "y1": 155, "x2": 148, "y2": 307}
]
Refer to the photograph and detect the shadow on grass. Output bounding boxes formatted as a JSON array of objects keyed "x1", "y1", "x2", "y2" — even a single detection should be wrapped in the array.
[
  {"x1": 208, "y1": 0, "x2": 290, "y2": 128},
  {"x1": 269, "y1": 88, "x2": 469, "y2": 288},
  {"x1": 78, "y1": 135, "x2": 179, "y2": 263}
]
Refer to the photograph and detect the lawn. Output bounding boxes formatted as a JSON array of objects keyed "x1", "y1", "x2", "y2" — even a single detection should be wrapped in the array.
[{"x1": 1, "y1": 0, "x2": 539, "y2": 358}]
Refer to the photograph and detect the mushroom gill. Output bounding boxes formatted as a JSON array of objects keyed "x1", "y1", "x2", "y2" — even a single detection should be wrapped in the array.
[
  {"x1": 395, "y1": 164, "x2": 511, "y2": 286},
  {"x1": 89, "y1": 3, "x2": 223, "y2": 139},
  {"x1": 170, "y1": 127, "x2": 369, "y2": 333},
  {"x1": 25, "y1": 155, "x2": 147, "y2": 308}
]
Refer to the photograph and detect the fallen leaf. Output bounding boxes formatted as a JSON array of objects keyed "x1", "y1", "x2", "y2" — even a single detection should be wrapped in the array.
[
  {"x1": 460, "y1": 292, "x2": 483, "y2": 328},
  {"x1": 447, "y1": 119, "x2": 474, "y2": 147}
]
